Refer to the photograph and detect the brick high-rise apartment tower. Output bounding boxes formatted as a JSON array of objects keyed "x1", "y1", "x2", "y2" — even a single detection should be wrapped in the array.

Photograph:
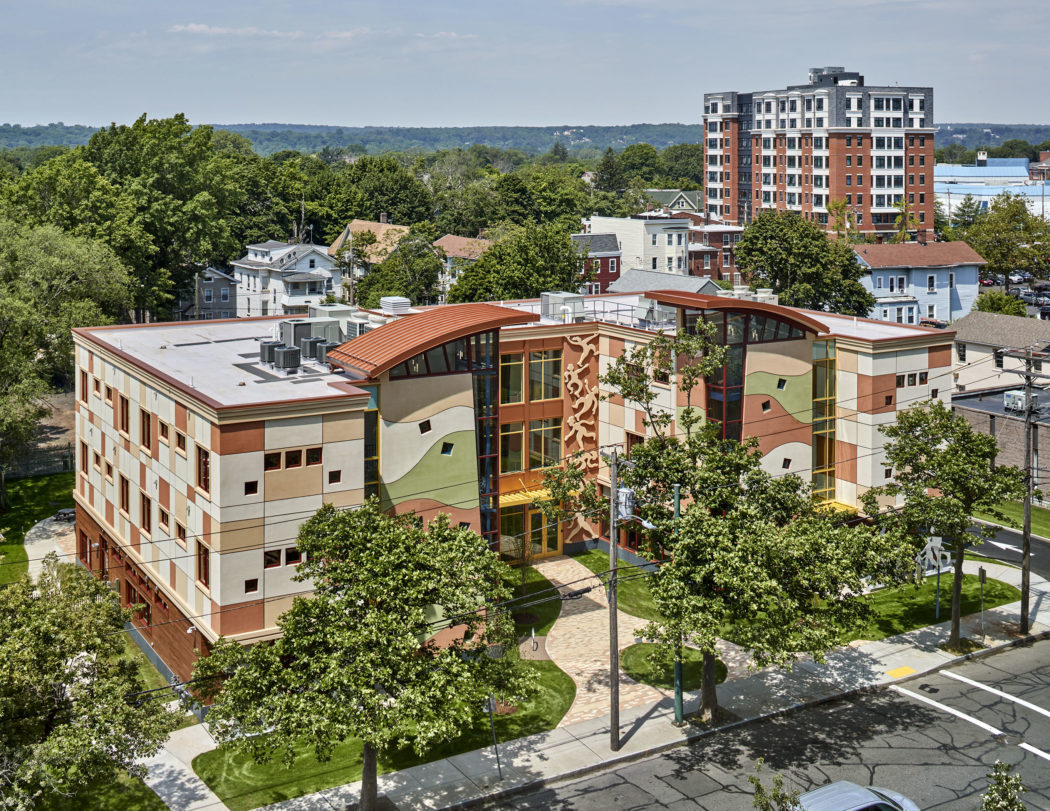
[{"x1": 703, "y1": 67, "x2": 934, "y2": 235}]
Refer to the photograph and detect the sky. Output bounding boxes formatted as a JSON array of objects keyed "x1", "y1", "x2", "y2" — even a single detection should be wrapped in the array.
[{"x1": 2, "y1": 0, "x2": 1048, "y2": 128}]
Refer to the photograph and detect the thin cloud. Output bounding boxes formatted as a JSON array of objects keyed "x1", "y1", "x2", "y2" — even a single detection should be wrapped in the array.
[{"x1": 169, "y1": 24, "x2": 371, "y2": 41}]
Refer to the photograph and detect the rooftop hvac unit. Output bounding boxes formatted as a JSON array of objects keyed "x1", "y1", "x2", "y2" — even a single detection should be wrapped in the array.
[
  {"x1": 259, "y1": 340, "x2": 283, "y2": 365},
  {"x1": 300, "y1": 336, "x2": 323, "y2": 360},
  {"x1": 314, "y1": 341, "x2": 339, "y2": 365},
  {"x1": 273, "y1": 345, "x2": 301, "y2": 374},
  {"x1": 540, "y1": 291, "x2": 585, "y2": 322},
  {"x1": 380, "y1": 296, "x2": 412, "y2": 315},
  {"x1": 279, "y1": 319, "x2": 311, "y2": 351}
]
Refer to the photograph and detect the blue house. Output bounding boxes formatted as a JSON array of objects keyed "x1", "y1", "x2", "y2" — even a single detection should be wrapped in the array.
[{"x1": 853, "y1": 241, "x2": 985, "y2": 324}]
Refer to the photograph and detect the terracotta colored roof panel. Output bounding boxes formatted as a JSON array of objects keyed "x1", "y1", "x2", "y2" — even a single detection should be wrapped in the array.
[
  {"x1": 326, "y1": 303, "x2": 539, "y2": 378},
  {"x1": 645, "y1": 290, "x2": 828, "y2": 335},
  {"x1": 853, "y1": 241, "x2": 986, "y2": 269},
  {"x1": 433, "y1": 234, "x2": 493, "y2": 260}
]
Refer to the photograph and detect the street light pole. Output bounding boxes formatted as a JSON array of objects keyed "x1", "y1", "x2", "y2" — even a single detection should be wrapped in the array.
[
  {"x1": 1022, "y1": 349, "x2": 1034, "y2": 634},
  {"x1": 607, "y1": 448, "x2": 620, "y2": 752}
]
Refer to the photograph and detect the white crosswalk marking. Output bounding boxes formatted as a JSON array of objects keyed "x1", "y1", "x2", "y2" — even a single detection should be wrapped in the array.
[
  {"x1": 890, "y1": 685, "x2": 1050, "y2": 763},
  {"x1": 942, "y1": 670, "x2": 1050, "y2": 722}
]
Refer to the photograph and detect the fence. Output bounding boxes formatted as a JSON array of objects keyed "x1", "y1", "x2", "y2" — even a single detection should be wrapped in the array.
[{"x1": 6, "y1": 443, "x2": 75, "y2": 481}]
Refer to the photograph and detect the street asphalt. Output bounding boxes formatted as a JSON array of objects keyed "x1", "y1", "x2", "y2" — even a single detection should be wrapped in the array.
[
  {"x1": 479, "y1": 638, "x2": 1050, "y2": 810},
  {"x1": 969, "y1": 520, "x2": 1050, "y2": 579}
]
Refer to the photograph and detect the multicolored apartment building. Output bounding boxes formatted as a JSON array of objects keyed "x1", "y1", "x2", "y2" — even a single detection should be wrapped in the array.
[{"x1": 72, "y1": 290, "x2": 954, "y2": 679}]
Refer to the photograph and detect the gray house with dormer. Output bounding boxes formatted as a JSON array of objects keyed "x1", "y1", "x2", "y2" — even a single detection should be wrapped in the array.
[{"x1": 231, "y1": 240, "x2": 342, "y2": 317}]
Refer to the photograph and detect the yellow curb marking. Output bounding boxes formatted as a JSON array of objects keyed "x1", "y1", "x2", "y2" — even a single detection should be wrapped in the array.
[{"x1": 887, "y1": 666, "x2": 916, "y2": 679}]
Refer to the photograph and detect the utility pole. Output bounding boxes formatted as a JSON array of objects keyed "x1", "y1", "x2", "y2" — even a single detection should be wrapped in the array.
[
  {"x1": 1003, "y1": 347, "x2": 1048, "y2": 634},
  {"x1": 1022, "y1": 349, "x2": 1034, "y2": 634},
  {"x1": 672, "y1": 483, "x2": 684, "y2": 726},
  {"x1": 606, "y1": 448, "x2": 621, "y2": 752}
]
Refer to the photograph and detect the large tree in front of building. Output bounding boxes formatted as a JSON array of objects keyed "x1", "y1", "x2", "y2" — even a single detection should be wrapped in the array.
[
  {"x1": 0, "y1": 556, "x2": 178, "y2": 807},
  {"x1": 191, "y1": 503, "x2": 531, "y2": 811},
  {"x1": 973, "y1": 290, "x2": 1029, "y2": 317},
  {"x1": 354, "y1": 229, "x2": 442, "y2": 307},
  {"x1": 447, "y1": 222, "x2": 588, "y2": 302},
  {"x1": 735, "y1": 210, "x2": 875, "y2": 316},
  {"x1": 962, "y1": 192, "x2": 1050, "y2": 280},
  {"x1": 862, "y1": 401, "x2": 1024, "y2": 650}
]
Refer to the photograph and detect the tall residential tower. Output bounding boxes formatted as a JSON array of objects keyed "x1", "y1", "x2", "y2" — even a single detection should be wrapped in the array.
[{"x1": 703, "y1": 67, "x2": 934, "y2": 235}]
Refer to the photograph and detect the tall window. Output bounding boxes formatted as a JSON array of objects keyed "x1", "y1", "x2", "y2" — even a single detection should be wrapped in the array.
[
  {"x1": 529, "y1": 350, "x2": 562, "y2": 401},
  {"x1": 500, "y1": 354, "x2": 523, "y2": 404},
  {"x1": 956, "y1": 343, "x2": 966, "y2": 362},
  {"x1": 118, "y1": 395, "x2": 130, "y2": 434},
  {"x1": 140, "y1": 493, "x2": 151, "y2": 535},
  {"x1": 140, "y1": 410, "x2": 152, "y2": 451},
  {"x1": 79, "y1": 370, "x2": 88, "y2": 403},
  {"x1": 80, "y1": 441, "x2": 88, "y2": 473},
  {"x1": 196, "y1": 447, "x2": 211, "y2": 493},
  {"x1": 500, "y1": 422, "x2": 524, "y2": 473},
  {"x1": 119, "y1": 475, "x2": 130, "y2": 514},
  {"x1": 529, "y1": 418, "x2": 562, "y2": 469},
  {"x1": 196, "y1": 541, "x2": 210, "y2": 588},
  {"x1": 994, "y1": 350, "x2": 1004, "y2": 369},
  {"x1": 812, "y1": 341, "x2": 837, "y2": 503},
  {"x1": 363, "y1": 389, "x2": 379, "y2": 499}
]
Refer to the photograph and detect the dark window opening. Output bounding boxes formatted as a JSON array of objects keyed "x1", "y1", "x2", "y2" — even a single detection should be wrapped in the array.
[{"x1": 244, "y1": 480, "x2": 258, "y2": 495}]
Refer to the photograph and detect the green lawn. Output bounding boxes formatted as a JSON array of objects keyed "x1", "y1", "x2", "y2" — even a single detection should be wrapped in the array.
[
  {"x1": 37, "y1": 770, "x2": 166, "y2": 811},
  {"x1": 0, "y1": 471, "x2": 75, "y2": 584},
  {"x1": 122, "y1": 634, "x2": 172, "y2": 692},
  {"x1": 193, "y1": 657, "x2": 576, "y2": 811},
  {"x1": 845, "y1": 574, "x2": 1021, "y2": 643},
  {"x1": 975, "y1": 500, "x2": 1050, "y2": 538},
  {"x1": 621, "y1": 643, "x2": 727, "y2": 690},
  {"x1": 569, "y1": 548, "x2": 662, "y2": 621},
  {"x1": 507, "y1": 565, "x2": 562, "y2": 636}
]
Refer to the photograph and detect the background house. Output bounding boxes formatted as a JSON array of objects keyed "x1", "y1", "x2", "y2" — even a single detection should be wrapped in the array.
[
  {"x1": 951, "y1": 311, "x2": 1050, "y2": 392},
  {"x1": 433, "y1": 234, "x2": 493, "y2": 299},
  {"x1": 853, "y1": 241, "x2": 983, "y2": 324},
  {"x1": 232, "y1": 241, "x2": 340, "y2": 317},
  {"x1": 583, "y1": 213, "x2": 691, "y2": 276},
  {"x1": 571, "y1": 232, "x2": 621, "y2": 293},
  {"x1": 645, "y1": 189, "x2": 704, "y2": 213},
  {"x1": 327, "y1": 217, "x2": 411, "y2": 279},
  {"x1": 175, "y1": 267, "x2": 238, "y2": 321}
]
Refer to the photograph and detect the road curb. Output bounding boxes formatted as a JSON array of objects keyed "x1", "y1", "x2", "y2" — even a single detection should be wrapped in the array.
[
  {"x1": 972, "y1": 517, "x2": 1050, "y2": 546},
  {"x1": 447, "y1": 627, "x2": 1050, "y2": 810}
]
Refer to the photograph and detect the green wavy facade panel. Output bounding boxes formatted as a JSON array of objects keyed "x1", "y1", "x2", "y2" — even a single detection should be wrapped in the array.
[
  {"x1": 744, "y1": 370, "x2": 813, "y2": 424},
  {"x1": 382, "y1": 429, "x2": 480, "y2": 510}
]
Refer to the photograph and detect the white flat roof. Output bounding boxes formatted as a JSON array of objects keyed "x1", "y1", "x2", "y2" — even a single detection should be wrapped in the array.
[{"x1": 80, "y1": 319, "x2": 362, "y2": 409}]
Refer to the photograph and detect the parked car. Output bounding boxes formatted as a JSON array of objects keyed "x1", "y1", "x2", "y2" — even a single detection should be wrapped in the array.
[
  {"x1": 1019, "y1": 271, "x2": 1035, "y2": 281},
  {"x1": 1008, "y1": 287, "x2": 1025, "y2": 297},
  {"x1": 980, "y1": 277, "x2": 998, "y2": 286},
  {"x1": 1009, "y1": 273, "x2": 1024, "y2": 284},
  {"x1": 919, "y1": 318, "x2": 948, "y2": 328},
  {"x1": 1038, "y1": 295, "x2": 1050, "y2": 307},
  {"x1": 798, "y1": 780, "x2": 919, "y2": 811},
  {"x1": 1022, "y1": 290, "x2": 1039, "y2": 304},
  {"x1": 1034, "y1": 283, "x2": 1050, "y2": 294},
  {"x1": 1040, "y1": 306, "x2": 1050, "y2": 321}
]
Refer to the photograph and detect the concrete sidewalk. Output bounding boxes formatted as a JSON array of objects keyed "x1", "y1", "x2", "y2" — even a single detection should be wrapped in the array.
[{"x1": 146, "y1": 558, "x2": 1049, "y2": 810}]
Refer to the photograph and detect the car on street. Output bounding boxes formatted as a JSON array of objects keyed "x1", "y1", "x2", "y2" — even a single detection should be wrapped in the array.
[
  {"x1": 1022, "y1": 290, "x2": 1040, "y2": 303},
  {"x1": 1008, "y1": 287, "x2": 1025, "y2": 297},
  {"x1": 980, "y1": 277, "x2": 998, "y2": 286},
  {"x1": 1040, "y1": 306, "x2": 1050, "y2": 320},
  {"x1": 1009, "y1": 272, "x2": 1025, "y2": 284},
  {"x1": 919, "y1": 318, "x2": 948, "y2": 328},
  {"x1": 798, "y1": 780, "x2": 919, "y2": 811}
]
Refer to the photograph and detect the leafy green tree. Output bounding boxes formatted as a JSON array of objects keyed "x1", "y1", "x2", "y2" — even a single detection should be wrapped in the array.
[
  {"x1": 355, "y1": 229, "x2": 442, "y2": 307},
  {"x1": 933, "y1": 198, "x2": 951, "y2": 238},
  {"x1": 448, "y1": 222, "x2": 588, "y2": 302},
  {"x1": 0, "y1": 555, "x2": 178, "y2": 807},
  {"x1": 862, "y1": 401, "x2": 1025, "y2": 650},
  {"x1": 618, "y1": 143, "x2": 663, "y2": 184},
  {"x1": 493, "y1": 173, "x2": 536, "y2": 225},
  {"x1": 0, "y1": 220, "x2": 131, "y2": 506},
  {"x1": 892, "y1": 196, "x2": 920, "y2": 242},
  {"x1": 749, "y1": 760, "x2": 802, "y2": 810},
  {"x1": 974, "y1": 291, "x2": 1029, "y2": 317},
  {"x1": 191, "y1": 503, "x2": 530, "y2": 811},
  {"x1": 342, "y1": 155, "x2": 433, "y2": 226},
  {"x1": 660, "y1": 143, "x2": 705, "y2": 188},
  {"x1": 951, "y1": 193, "x2": 984, "y2": 230},
  {"x1": 962, "y1": 192, "x2": 1050, "y2": 279},
  {"x1": 517, "y1": 164, "x2": 590, "y2": 230},
  {"x1": 994, "y1": 139, "x2": 1037, "y2": 161},
  {"x1": 433, "y1": 178, "x2": 500, "y2": 238},
  {"x1": 735, "y1": 210, "x2": 875, "y2": 316},
  {"x1": 594, "y1": 148, "x2": 624, "y2": 192},
  {"x1": 982, "y1": 760, "x2": 1025, "y2": 810}
]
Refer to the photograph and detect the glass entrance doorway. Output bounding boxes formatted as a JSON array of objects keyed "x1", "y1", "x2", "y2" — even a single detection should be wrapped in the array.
[{"x1": 500, "y1": 503, "x2": 562, "y2": 560}]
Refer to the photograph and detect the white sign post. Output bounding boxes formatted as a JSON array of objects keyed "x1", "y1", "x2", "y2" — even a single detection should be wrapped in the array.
[{"x1": 917, "y1": 537, "x2": 951, "y2": 620}]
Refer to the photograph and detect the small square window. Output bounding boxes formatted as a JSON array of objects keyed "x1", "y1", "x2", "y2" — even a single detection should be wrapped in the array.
[
  {"x1": 458, "y1": 522, "x2": 471, "y2": 530},
  {"x1": 761, "y1": 400, "x2": 771, "y2": 413},
  {"x1": 782, "y1": 458, "x2": 791, "y2": 469},
  {"x1": 285, "y1": 547, "x2": 302, "y2": 565},
  {"x1": 264, "y1": 452, "x2": 281, "y2": 470},
  {"x1": 105, "y1": 386, "x2": 113, "y2": 404},
  {"x1": 176, "y1": 432, "x2": 187, "y2": 452},
  {"x1": 264, "y1": 550, "x2": 282, "y2": 568},
  {"x1": 931, "y1": 388, "x2": 939, "y2": 398},
  {"x1": 244, "y1": 480, "x2": 259, "y2": 495},
  {"x1": 93, "y1": 378, "x2": 101, "y2": 395},
  {"x1": 245, "y1": 578, "x2": 259, "y2": 593},
  {"x1": 105, "y1": 462, "x2": 113, "y2": 480},
  {"x1": 285, "y1": 450, "x2": 302, "y2": 468},
  {"x1": 159, "y1": 508, "x2": 169, "y2": 529},
  {"x1": 919, "y1": 372, "x2": 928, "y2": 385},
  {"x1": 441, "y1": 442, "x2": 454, "y2": 456},
  {"x1": 306, "y1": 447, "x2": 322, "y2": 466},
  {"x1": 176, "y1": 522, "x2": 187, "y2": 548},
  {"x1": 895, "y1": 375, "x2": 905, "y2": 388},
  {"x1": 419, "y1": 420, "x2": 432, "y2": 434},
  {"x1": 776, "y1": 378, "x2": 787, "y2": 390},
  {"x1": 328, "y1": 470, "x2": 342, "y2": 484},
  {"x1": 93, "y1": 451, "x2": 101, "y2": 470},
  {"x1": 907, "y1": 373, "x2": 916, "y2": 386},
  {"x1": 885, "y1": 468, "x2": 893, "y2": 479},
  {"x1": 159, "y1": 422, "x2": 169, "y2": 443},
  {"x1": 885, "y1": 395, "x2": 893, "y2": 406}
]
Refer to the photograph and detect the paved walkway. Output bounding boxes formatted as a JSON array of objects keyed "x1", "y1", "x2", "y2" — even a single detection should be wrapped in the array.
[
  {"x1": 532, "y1": 556, "x2": 663, "y2": 725},
  {"x1": 23, "y1": 515, "x2": 76, "y2": 581},
  {"x1": 137, "y1": 557, "x2": 1050, "y2": 811}
]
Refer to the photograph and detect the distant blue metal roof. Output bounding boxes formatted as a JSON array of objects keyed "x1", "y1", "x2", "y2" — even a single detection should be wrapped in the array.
[
  {"x1": 934, "y1": 182, "x2": 1049, "y2": 197},
  {"x1": 986, "y1": 158, "x2": 1030, "y2": 168},
  {"x1": 934, "y1": 165, "x2": 1030, "y2": 179}
]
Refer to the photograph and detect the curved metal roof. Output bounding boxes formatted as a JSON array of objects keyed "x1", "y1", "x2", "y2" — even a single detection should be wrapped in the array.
[
  {"x1": 325, "y1": 303, "x2": 539, "y2": 378},
  {"x1": 645, "y1": 290, "x2": 828, "y2": 335}
]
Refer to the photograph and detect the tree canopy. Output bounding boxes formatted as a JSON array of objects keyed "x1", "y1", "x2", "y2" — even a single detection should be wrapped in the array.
[
  {"x1": 0, "y1": 556, "x2": 177, "y2": 807},
  {"x1": 191, "y1": 502, "x2": 530, "y2": 811},
  {"x1": 960, "y1": 192, "x2": 1050, "y2": 279},
  {"x1": 973, "y1": 291, "x2": 1029, "y2": 317},
  {"x1": 735, "y1": 210, "x2": 875, "y2": 316},
  {"x1": 354, "y1": 229, "x2": 442, "y2": 307}
]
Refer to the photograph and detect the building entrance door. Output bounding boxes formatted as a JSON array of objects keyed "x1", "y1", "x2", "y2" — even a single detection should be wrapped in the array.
[{"x1": 528, "y1": 508, "x2": 560, "y2": 557}]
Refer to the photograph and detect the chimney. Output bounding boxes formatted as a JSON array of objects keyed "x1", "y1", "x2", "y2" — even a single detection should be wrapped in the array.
[
  {"x1": 976, "y1": 151, "x2": 988, "y2": 167},
  {"x1": 379, "y1": 212, "x2": 388, "y2": 224},
  {"x1": 918, "y1": 229, "x2": 928, "y2": 245},
  {"x1": 875, "y1": 233, "x2": 884, "y2": 245}
]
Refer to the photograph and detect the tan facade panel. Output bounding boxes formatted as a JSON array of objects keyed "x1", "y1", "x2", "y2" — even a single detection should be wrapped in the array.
[
  {"x1": 322, "y1": 411, "x2": 365, "y2": 443},
  {"x1": 380, "y1": 374, "x2": 474, "y2": 424},
  {"x1": 213, "y1": 517, "x2": 265, "y2": 553}
]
